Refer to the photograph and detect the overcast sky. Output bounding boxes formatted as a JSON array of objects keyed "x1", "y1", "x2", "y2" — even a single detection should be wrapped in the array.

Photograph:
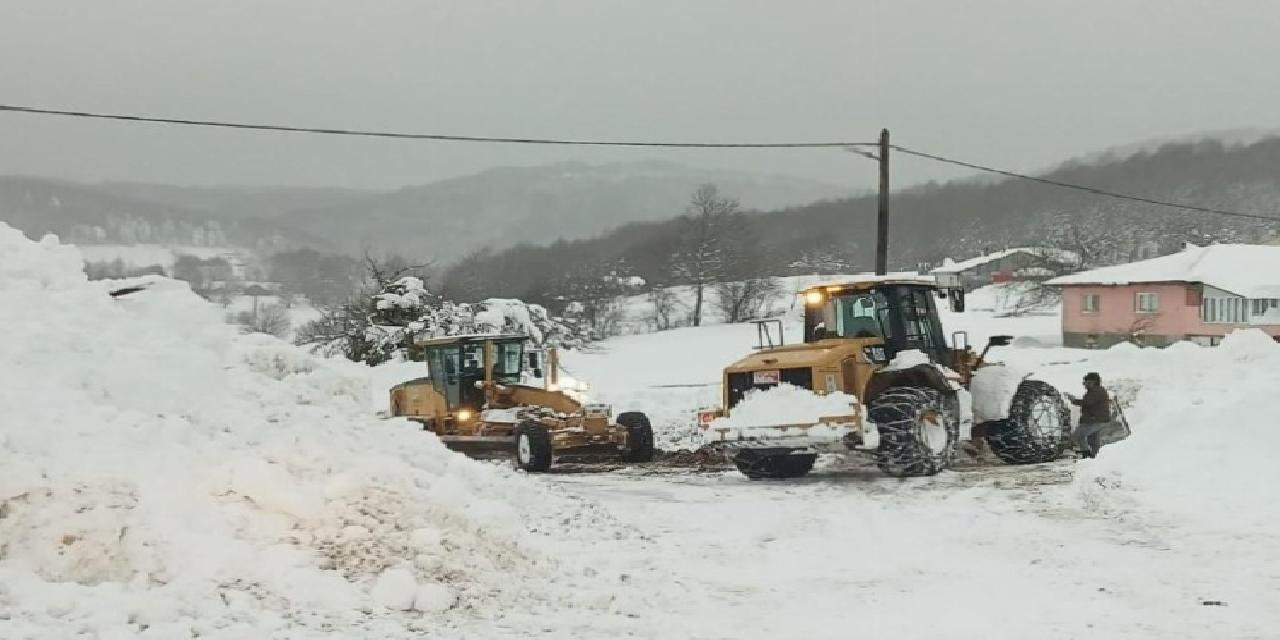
[{"x1": 2, "y1": 0, "x2": 1278, "y2": 191}]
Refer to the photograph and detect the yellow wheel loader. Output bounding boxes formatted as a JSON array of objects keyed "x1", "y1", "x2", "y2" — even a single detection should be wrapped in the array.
[
  {"x1": 699, "y1": 276, "x2": 1070, "y2": 479},
  {"x1": 389, "y1": 335, "x2": 655, "y2": 472}
]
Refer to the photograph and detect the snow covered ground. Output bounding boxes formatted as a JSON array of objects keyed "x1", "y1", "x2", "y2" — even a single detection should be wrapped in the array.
[{"x1": 5, "y1": 224, "x2": 1279, "y2": 639}]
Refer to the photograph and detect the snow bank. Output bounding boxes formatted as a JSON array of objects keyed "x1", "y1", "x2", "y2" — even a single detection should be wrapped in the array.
[
  {"x1": 0, "y1": 225, "x2": 643, "y2": 638},
  {"x1": 1071, "y1": 330, "x2": 1280, "y2": 532}
]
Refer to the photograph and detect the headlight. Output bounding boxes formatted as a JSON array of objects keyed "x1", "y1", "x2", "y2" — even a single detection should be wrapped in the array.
[{"x1": 454, "y1": 409, "x2": 473, "y2": 421}]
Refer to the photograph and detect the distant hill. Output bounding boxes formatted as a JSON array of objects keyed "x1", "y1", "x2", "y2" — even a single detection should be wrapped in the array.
[
  {"x1": 441, "y1": 137, "x2": 1280, "y2": 304},
  {"x1": 0, "y1": 176, "x2": 323, "y2": 252},
  {"x1": 0, "y1": 161, "x2": 846, "y2": 262},
  {"x1": 96, "y1": 182, "x2": 377, "y2": 220},
  {"x1": 272, "y1": 160, "x2": 848, "y2": 261}
]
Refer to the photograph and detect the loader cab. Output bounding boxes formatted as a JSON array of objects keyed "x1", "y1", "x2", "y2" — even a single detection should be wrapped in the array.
[
  {"x1": 416, "y1": 335, "x2": 527, "y2": 413},
  {"x1": 802, "y1": 280, "x2": 949, "y2": 364}
]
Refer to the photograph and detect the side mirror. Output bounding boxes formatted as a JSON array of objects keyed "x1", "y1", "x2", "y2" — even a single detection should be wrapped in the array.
[
  {"x1": 527, "y1": 352, "x2": 541, "y2": 369},
  {"x1": 949, "y1": 289, "x2": 965, "y2": 313},
  {"x1": 987, "y1": 335, "x2": 1013, "y2": 347}
]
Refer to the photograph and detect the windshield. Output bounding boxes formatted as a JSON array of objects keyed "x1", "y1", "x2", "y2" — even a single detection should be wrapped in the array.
[
  {"x1": 806, "y1": 291, "x2": 891, "y2": 341},
  {"x1": 493, "y1": 341, "x2": 524, "y2": 385}
]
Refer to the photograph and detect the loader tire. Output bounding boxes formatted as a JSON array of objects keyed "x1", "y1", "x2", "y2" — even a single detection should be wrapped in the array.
[
  {"x1": 985, "y1": 380, "x2": 1071, "y2": 465},
  {"x1": 514, "y1": 421, "x2": 553, "y2": 472},
  {"x1": 868, "y1": 386, "x2": 957, "y2": 477},
  {"x1": 617, "y1": 411, "x2": 656, "y2": 463},
  {"x1": 732, "y1": 450, "x2": 817, "y2": 480}
]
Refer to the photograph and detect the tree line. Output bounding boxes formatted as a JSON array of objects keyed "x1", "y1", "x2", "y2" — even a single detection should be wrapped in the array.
[{"x1": 437, "y1": 138, "x2": 1280, "y2": 313}]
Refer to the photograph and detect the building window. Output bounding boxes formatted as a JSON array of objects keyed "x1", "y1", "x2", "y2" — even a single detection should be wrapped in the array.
[
  {"x1": 1082, "y1": 293, "x2": 1100, "y2": 313},
  {"x1": 1251, "y1": 299, "x2": 1280, "y2": 315},
  {"x1": 1202, "y1": 297, "x2": 1248, "y2": 324},
  {"x1": 1136, "y1": 292, "x2": 1159, "y2": 313}
]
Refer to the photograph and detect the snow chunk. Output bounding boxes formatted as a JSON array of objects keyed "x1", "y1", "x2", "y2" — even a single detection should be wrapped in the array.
[
  {"x1": 884, "y1": 349, "x2": 931, "y2": 371},
  {"x1": 372, "y1": 567, "x2": 418, "y2": 610},
  {"x1": 413, "y1": 582, "x2": 457, "y2": 613},
  {"x1": 970, "y1": 365, "x2": 1025, "y2": 423},
  {"x1": 713, "y1": 383, "x2": 858, "y2": 430}
]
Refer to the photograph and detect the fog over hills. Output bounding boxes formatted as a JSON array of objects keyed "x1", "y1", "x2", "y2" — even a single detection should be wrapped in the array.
[{"x1": 0, "y1": 160, "x2": 846, "y2": 261}]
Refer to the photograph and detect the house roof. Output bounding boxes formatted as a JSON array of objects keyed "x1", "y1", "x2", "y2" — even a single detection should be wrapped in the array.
[
  {"x1": 930, "y1": 247, "x2": 1076, "y2": 274},
  {"x1": 1046, "y1": 244, "x2": 1280, "y2": 298}
]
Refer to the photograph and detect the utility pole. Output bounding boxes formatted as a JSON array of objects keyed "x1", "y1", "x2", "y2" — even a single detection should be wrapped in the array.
[{"x1": 875, "y1": 128, "x2": 890, "y2": 276}]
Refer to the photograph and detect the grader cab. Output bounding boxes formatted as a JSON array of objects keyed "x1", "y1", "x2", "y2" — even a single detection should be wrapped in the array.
[
  {"x1": 703, "y1": 276, "x2": 1071, "y2": 479},
  {"x1": 389, "y1": 335, "x2": 655, "y2": 472}
]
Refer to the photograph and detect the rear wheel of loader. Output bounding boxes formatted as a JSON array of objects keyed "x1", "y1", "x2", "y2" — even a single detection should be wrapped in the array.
[
  {"x1": 514, "y1": 421, "x2": 553, "y2": 472},
  {"x1": 732, "y1": 449, "x2": 817, "y2": 480},
  {"x1": 869, "y1": 386, "x2": 958, "y2": 477},
  {"x1": 617, "y1": 411, "x2": 656, "y2": 463},
  {"x1": 985, "y1": 380, "x2": 1071, "y2": 464}
]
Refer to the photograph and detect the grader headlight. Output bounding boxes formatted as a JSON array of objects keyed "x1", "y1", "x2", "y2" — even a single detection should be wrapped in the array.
[{"x1": 804, "y1": 290, "x2": 825, "y2": 306}]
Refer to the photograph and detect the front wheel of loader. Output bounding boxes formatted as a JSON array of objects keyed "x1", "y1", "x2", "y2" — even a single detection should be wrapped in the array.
[
  {"x1": 868, "y1": 386, "x2": 958, "y2": 477},
  {"x1": 985, "y1": 380, "x2": 1071, "y2": 465},
  {"x1": 732, "y1": 449, "x2": 817, "y2": 480},
  {"x1": 514, "y1": 421, "x2": 553, "y2": 472},
  {"x1": 617, "y1": 411, "x2": 656, "y2": 463}
]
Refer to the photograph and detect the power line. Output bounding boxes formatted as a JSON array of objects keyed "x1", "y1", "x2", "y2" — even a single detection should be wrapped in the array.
[
  {"x1": 891, "y1": 144, "x2": 1280, "y2": 223},
  {"x1": 0, "y1": 104, "x2": 876, "y2": 149},
  {"x1": 2, "y1": 102, "x2": 1275, "y2": 222}
]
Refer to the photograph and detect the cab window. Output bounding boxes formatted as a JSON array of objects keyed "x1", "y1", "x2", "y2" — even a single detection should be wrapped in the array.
[
  {"x1": 493, "y1": 341, "x2": 524, "y2": 385},
  {"x1": 807, "y1": 291, "x2": 889, "y2": 340}
]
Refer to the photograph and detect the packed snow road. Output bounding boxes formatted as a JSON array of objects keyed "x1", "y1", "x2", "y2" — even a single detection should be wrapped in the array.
[{"x1": 535, "y1": 459, "x2": 1273, "y2": 640}]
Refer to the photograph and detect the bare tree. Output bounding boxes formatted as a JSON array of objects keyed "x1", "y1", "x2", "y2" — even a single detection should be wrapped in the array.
[
  {"x1": 714, "y1": 277, "x2": 782, "y2": 323},
  {"x1": 670, "y1": 184, "x2": 749, "y2": 326},
  {"x1": 235, "y1": 303, "x2": 291, "y2": 339},
  {"x1": 648, "y1": 287, "x2": 684, "y2": 331},
  {"x1": 1126, "y1": 312, "x2": 1159, "y2": 346}
]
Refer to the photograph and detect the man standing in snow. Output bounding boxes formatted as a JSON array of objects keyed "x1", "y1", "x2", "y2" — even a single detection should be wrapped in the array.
[{"x1": 1068, "y1": 372, "x2": 1111, "y2": 459}]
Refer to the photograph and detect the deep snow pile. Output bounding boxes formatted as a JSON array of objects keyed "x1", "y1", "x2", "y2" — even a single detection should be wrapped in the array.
[
  {"x1": 0, "y1": 225, "x2": 650, "y2": 639},
  {"x1": 1058, "y1": 331, "x2": 1280, "y2": 531}
]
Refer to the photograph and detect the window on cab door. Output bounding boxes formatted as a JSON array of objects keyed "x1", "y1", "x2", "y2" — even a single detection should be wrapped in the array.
[{"x1": 1136, "y1": 292, "x2": 1159, "y2": 313}]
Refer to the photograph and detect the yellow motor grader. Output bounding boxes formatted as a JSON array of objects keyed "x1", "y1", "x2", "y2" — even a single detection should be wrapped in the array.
[
  {"x1": 389, "y1": 335, "x2": 655, "y2": 472},
  {"x1": 699, "y1": 276, "x2": 1071, "y2": 479}
]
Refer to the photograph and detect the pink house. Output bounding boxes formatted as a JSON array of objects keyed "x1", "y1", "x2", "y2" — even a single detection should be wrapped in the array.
[{"x1": 1046, "y1": 244, "x2": 1280, "y2": 348}]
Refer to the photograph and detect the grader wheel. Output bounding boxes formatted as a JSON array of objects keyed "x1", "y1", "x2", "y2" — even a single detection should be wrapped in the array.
[
  {"x1": 617, "y1": 411, "x2": 656, "y2": 463},
  {"x1": 513, "y1": 420, "x2": 553, "y2": 472}
]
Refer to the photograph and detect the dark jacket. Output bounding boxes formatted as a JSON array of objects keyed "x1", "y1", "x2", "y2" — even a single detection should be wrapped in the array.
[{"x1": 1073, "y1": 386, "x2": 1111, "y2": 424}]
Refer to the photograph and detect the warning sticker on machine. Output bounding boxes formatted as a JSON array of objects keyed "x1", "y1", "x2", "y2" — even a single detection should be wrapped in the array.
[{"x1": 752, "y1": 370, "x2": 781, "y2": 385}]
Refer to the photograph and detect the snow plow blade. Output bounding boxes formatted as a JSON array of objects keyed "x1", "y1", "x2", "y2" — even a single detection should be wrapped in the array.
[
  {"x1": 437, "y1": 435, "x2": 516, "y2": 458},
  {"x1": 702, "y1": 416, "x2": 871, "y2": 452}
]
